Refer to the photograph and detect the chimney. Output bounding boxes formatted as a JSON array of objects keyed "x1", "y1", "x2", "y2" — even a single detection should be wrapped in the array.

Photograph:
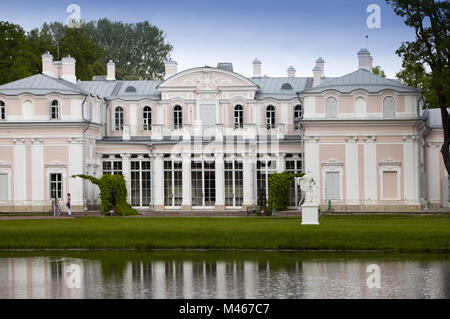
[
  {"x1": 61, "y1": 56, "x2": 76, "y2": 83},
  {"x1": 107, "y1": 60, "x2": 116, "y2": 81},
  {"x1": 252, "y1": 58, "x2": 262, "y2": 77},
  {"x1": 358, "y1": 48, "x2": 373, "y2": 71},
  {"x1": 164, "y1": 61, "x2": 178, "y2": 80},
  {"x1": 313, "y1": 65, "x2": 321, "y2": 86},
  {"x1": 42, "y1": 52, "x2": 54, "y2": 77},
  {"x1": 315, "y1": 57, "x2": 325, "y2": 77},
  {"x1": 287, "y1": 66, "x2": 296, "y2": 78}
]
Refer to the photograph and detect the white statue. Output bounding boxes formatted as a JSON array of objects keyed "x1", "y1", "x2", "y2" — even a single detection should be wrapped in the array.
[{"x1": 295, "y1": 173, "x2": 319, "y2": 205}]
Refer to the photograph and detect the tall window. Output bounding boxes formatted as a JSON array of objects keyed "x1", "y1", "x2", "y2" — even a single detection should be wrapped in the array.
[
  {"x1": 0, "y1": 101, "x2": 5, "y2": 120},
  {"x1": 354, "y1": 97, "x2": 367, "y2": 118},
  {"x1": 383, "y1": 96, "x2": 396, "y2": 118},
  {"x1": 50, "y1": 100, "x2": 60, "y2": 120},
  {"x1": 131, "y1": 155, "x2": 152, "y2": 207},
  {"x1": 173, "y1": 105, "x2": 182, "y2": 129},
  {"x1": 234, "y1": 104, "x2": 243, "y2": 129},
  {"x1": 115, "y1": 106, "x2": 124, "y2": 131},
  {"x1": 49, "y1": 173, "x2": 62, "y2": 199},
  {"x1": 294, "y1": 104, "x2": 303, "y2": 129},
  {"x1": 266, "y1": 105, "x2": 276, "y2": 129},
  {"x1": 142, "y1": 106, "x2": 152, "y2": 131},
  {"x1": 286, "y1": 154, "x2": 303, "y2": 207},
  {"x1": 102, "y1": 155, "x2": 122, "y2": 175},
  {"x1": 257, "y1": 158, "x2": 277, "y2": 202},
  {"x1": 326, "y1": 97, "x2": 337, "y2": 118}
]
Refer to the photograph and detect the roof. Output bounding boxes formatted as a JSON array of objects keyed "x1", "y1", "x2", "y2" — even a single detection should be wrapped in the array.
[
  {"x1": 0, "y1": 74, "x2": 87, "y2": 96},
  {"x1": 423, "y1": 108, "x2": 445, "y2": 128},
  {"x1": 250, "y1": 77, "x2": 312, "y2": 100},
  {"x1": 78, "y1": 80, "x2": 161, "y2": 100},
  {"x1": 302, "y1": 68, "x2": 421, "y2": 94}
]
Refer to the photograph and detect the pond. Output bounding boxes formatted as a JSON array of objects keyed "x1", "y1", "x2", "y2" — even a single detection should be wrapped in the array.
[{"x1": 0, "y1": 251, "x2": 448, "y2": 299}]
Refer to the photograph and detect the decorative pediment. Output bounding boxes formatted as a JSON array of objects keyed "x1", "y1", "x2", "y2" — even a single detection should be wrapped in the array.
[
  {"x1": 158, "y1": 67, "x2": 259, "y2": 91},
  {"x1": 379, "y1": 159, "x2": 401, "y2": 167}
]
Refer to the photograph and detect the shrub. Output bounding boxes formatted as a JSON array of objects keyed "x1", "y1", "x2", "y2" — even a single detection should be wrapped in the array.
[
  {"x1": 267, "y1": 172, "x2": 304, "y2": 214},
  {"x1": 71, "y1": 174, "x2": 138, "y2": 216}
]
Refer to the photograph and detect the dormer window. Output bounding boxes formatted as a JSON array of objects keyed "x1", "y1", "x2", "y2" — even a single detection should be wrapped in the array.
[
  {"x1": 0, "y1": 101, "x2": 5, "y2": 120},
  {"x1": 326, "y1": 97, "x2": 337, "y2": 119},
  {"x1": 281, "y1": 83, "x2": 293, "y2": 90},
  {"x1": 50, "y1": 100, "x2": 60, "y2": 120},
  {"x1": 125, "y1": 86, "x2": 136, "y2": 93},
  {"x1": 383, "y1": 96, "x2": 395, "y2": 118}
]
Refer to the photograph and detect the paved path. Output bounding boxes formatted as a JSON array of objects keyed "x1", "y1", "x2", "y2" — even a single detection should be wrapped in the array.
[{"x1": 0, "y1": 216, "x2": 76, "y2": 220}]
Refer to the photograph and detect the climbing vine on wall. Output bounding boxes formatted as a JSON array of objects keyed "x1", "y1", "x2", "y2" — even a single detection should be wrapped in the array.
[
  {"x1": 71, "y1": 174, "x2": 137, "y2": 216},
  {"x1": 267, "y1": 172, "x2": 304, "y2": 214}
]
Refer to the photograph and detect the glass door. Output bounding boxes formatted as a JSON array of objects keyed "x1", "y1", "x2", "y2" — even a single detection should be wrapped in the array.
[
  {"x1": 225, "y1": 160, "x2": 243, "y2": 207},
  {"x1": 191, "y1": 159, "x2": 216, "y2": 207},
  {"x1": 131, "y1": 155, "x2": 152, "y2": 207},
  {"x1": 164, "y1": 158, "x2": 182, "y2": 208}
]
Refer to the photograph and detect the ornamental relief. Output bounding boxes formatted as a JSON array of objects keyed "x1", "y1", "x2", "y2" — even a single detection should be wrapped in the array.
[{"x1": 182, "y1": 72, "x2": 233, "y2": 90}]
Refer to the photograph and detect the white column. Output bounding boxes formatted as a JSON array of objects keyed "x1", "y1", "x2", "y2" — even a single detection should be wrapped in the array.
[
  {"x1": 68, "y1": 138, "x2": 84, "y2": 206},
  {"x1": 121, "y1": 153, "x2": 131, "y2": 204},
  {"x1": 277, "y1": 153, "x2": 286, "y2": 173},
  {"x1": 363, "y1": 136, "x2": 377, "y2": 205},
  {"x1": 13, "y1": 138, "x2": 27, "y2": 203},
  {"x1": 304, "y1": 136, "x2": 320, "y2": 200},
  {"x1": 181, "y1": 153, "x2": 191, "y2": 210},
  {"x1": 403, "y1": 136, "x2": 418, "y2": 205},
  {"x1": 243, "y1": 153, "x2": 253, "y2": 207},
  {"x1": 428, "y1": 142, "x2": 441, "y2": 205},
  {"x1": 31, "y1": 138, "x2": 44, "y2": 204},
  {"x1": 153, "y1": 154, "x2": 164, "y2": 209},
  {"x1": 215, "y1": 153, "x2": 225, "y2": 209},
  {"x1": 345, "y1": 136, "x2": 359, "y2": 205}
]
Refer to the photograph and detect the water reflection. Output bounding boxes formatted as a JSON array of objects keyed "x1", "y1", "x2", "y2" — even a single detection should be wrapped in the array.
[{"x1": 0, "y1": 252, "x2": 448, "y2": 299}]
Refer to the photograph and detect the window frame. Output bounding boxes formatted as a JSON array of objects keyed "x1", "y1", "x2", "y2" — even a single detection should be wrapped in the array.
[
  {"x1": 173, "y1": 105, "x2": 183, "y2": 129},
  {"x1": 294, "y1": 104, "x2": 303, "y2": 129},
  {"x1": 114, "y1": 106, "x2": 124, "y2": 131},
  {"x1": 142, "y1": 105, "x2": 152, "y2": 131},
  {"x1": 50, "y1": 99, "x2": 61, "y2": 120},
  {"x1": 383, "y1": 96, "x2": 396, "y2": 118},
  {"x1": 266, "y1": 105, "x2": 276, "y2": 129},
  {"x1": 233, "y1": 104, "x2": 244, "y2": 129},
  {"x1": 326, "y1": 97, "x2": 338, "y2": 119},
  {"x1": 0, "y1": 100, "x2": 5, "y2": 120}
]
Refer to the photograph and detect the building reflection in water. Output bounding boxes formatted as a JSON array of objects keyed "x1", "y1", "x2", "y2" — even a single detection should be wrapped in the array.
[{"x1": 0, "y1": 256, "x2": 448, "y2": 299}]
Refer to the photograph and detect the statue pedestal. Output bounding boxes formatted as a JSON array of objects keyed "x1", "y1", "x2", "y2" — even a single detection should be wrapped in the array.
[{"x1": 301, "y1": 204, "x2": 319, "y2": 225}]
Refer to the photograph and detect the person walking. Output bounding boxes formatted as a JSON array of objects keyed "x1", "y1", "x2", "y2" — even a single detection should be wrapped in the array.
[{"x1": 66, "y1": 193, "x2": 71, "y2": 216}]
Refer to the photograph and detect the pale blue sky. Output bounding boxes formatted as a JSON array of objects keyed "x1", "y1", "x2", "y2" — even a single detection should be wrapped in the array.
[{"x1": 0, "y1": 0, "x2": 416, "y2": 78}]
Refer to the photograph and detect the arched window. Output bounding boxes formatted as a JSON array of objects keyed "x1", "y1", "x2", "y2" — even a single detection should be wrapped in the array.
[
  {"x1": 266, "y1": 105, "x2": 276, "y2": 129},
  {"x1": 114, "y1": 106, "x2": 124, "y2": 131},
  {"x1": 0, "y1": 101, "x2": 5, "y2": 120},
  {"x1": 173, "y1": 105, "x2": 183, "y2": 129},
  {"x1": 234, "y1": 104, "x2": 243, "y2": 129},
  {"x1": 354, "y1": 97, "x2": 367, "y2": 118},
  {"x1": 383, "y1": 96, "x2": 396, "y2": 118},
  {"x1": 326, "y1": 97, "x2": 337, "y2": 119},
  {"x1": 142, "y1": 106, "x2": 152, "y2": 131},
  {"x1": 125, "y1": 86, "x2": 136, "y2": 93},
  {"x1": 50, "y1": 100, "x2": 60, "y2": 120},
  {"x1": 281, "y1": 83, "x2": 293, "y2": 90},
  {"x1": 294, "y1": 104, "x2": 303, "y2": 129}
]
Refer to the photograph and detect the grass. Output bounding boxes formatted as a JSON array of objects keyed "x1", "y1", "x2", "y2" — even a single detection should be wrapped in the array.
[{"x1": 0, "y1": 215, "x2": 449, "y2": 252}]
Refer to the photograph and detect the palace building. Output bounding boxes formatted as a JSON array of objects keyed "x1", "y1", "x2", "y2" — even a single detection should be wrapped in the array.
[{"x1": 0, "y1": 50, "x2": 446, "y2": 212}]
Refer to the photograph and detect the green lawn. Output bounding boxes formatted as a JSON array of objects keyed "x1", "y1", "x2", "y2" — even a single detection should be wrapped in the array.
[{"x1": 0, "y1": 215, "x2": 449, "y2": 252}]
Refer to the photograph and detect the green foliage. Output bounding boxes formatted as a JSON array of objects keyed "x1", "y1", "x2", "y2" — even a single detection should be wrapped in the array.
[
  {"x1": 82, "y1": 18, "x2": 173, "y2": 80},
  {"x1": 267, "y1": 172, "x2": 303, "y2": 214},
  {"x1": 0, "y1": 21, "x2": 36, "y2": 85},
  {"x1": 372, "y1": 65, "x2": 386, "y2": 78},
  {"x1": 72, "y1": 174, "x2": 137, "y2": 216}
]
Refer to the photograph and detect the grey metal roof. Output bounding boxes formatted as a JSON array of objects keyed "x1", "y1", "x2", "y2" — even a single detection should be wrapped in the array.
[
  {"x1": 0, "y1": 74, "x2": 87, "y2": 96},
  {"x1": 423, "y1": 108, "x2": 445, "y2": 128},
  {"x1": 250, "y1": 77, "x2": 312, "y2": 100},
  {"x1": 302, "y1": 68, "x2": 420, "y2": 94},
  {"x1": 78, "y1": 79, "x2": 161, "y2": 100}
]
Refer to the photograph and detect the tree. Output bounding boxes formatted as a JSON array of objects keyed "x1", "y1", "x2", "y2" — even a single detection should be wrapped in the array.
[
  {"x1": 82, "y1": 18, "x2": 173, "y2": 80},
  {"x1": 372, "y1": 65, "x2": 386, "y2": 77},
  {"x1": 28, "y1": 23, "x2": 105, "y2": 81},
  {"x1": 386, "y1": 0, "x2": 450, "y2": 175},
  {"x1": 0, "y1": 21, "x2": 36, "y2": 85},
  {"x1": 396, "y1": 64, "x2": 439, "y2": 108}
]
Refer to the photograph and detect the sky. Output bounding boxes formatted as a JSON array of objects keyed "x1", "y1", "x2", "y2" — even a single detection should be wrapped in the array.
[{"x1": 0, "y1": 0, "x2": 416, "y2": 78}]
